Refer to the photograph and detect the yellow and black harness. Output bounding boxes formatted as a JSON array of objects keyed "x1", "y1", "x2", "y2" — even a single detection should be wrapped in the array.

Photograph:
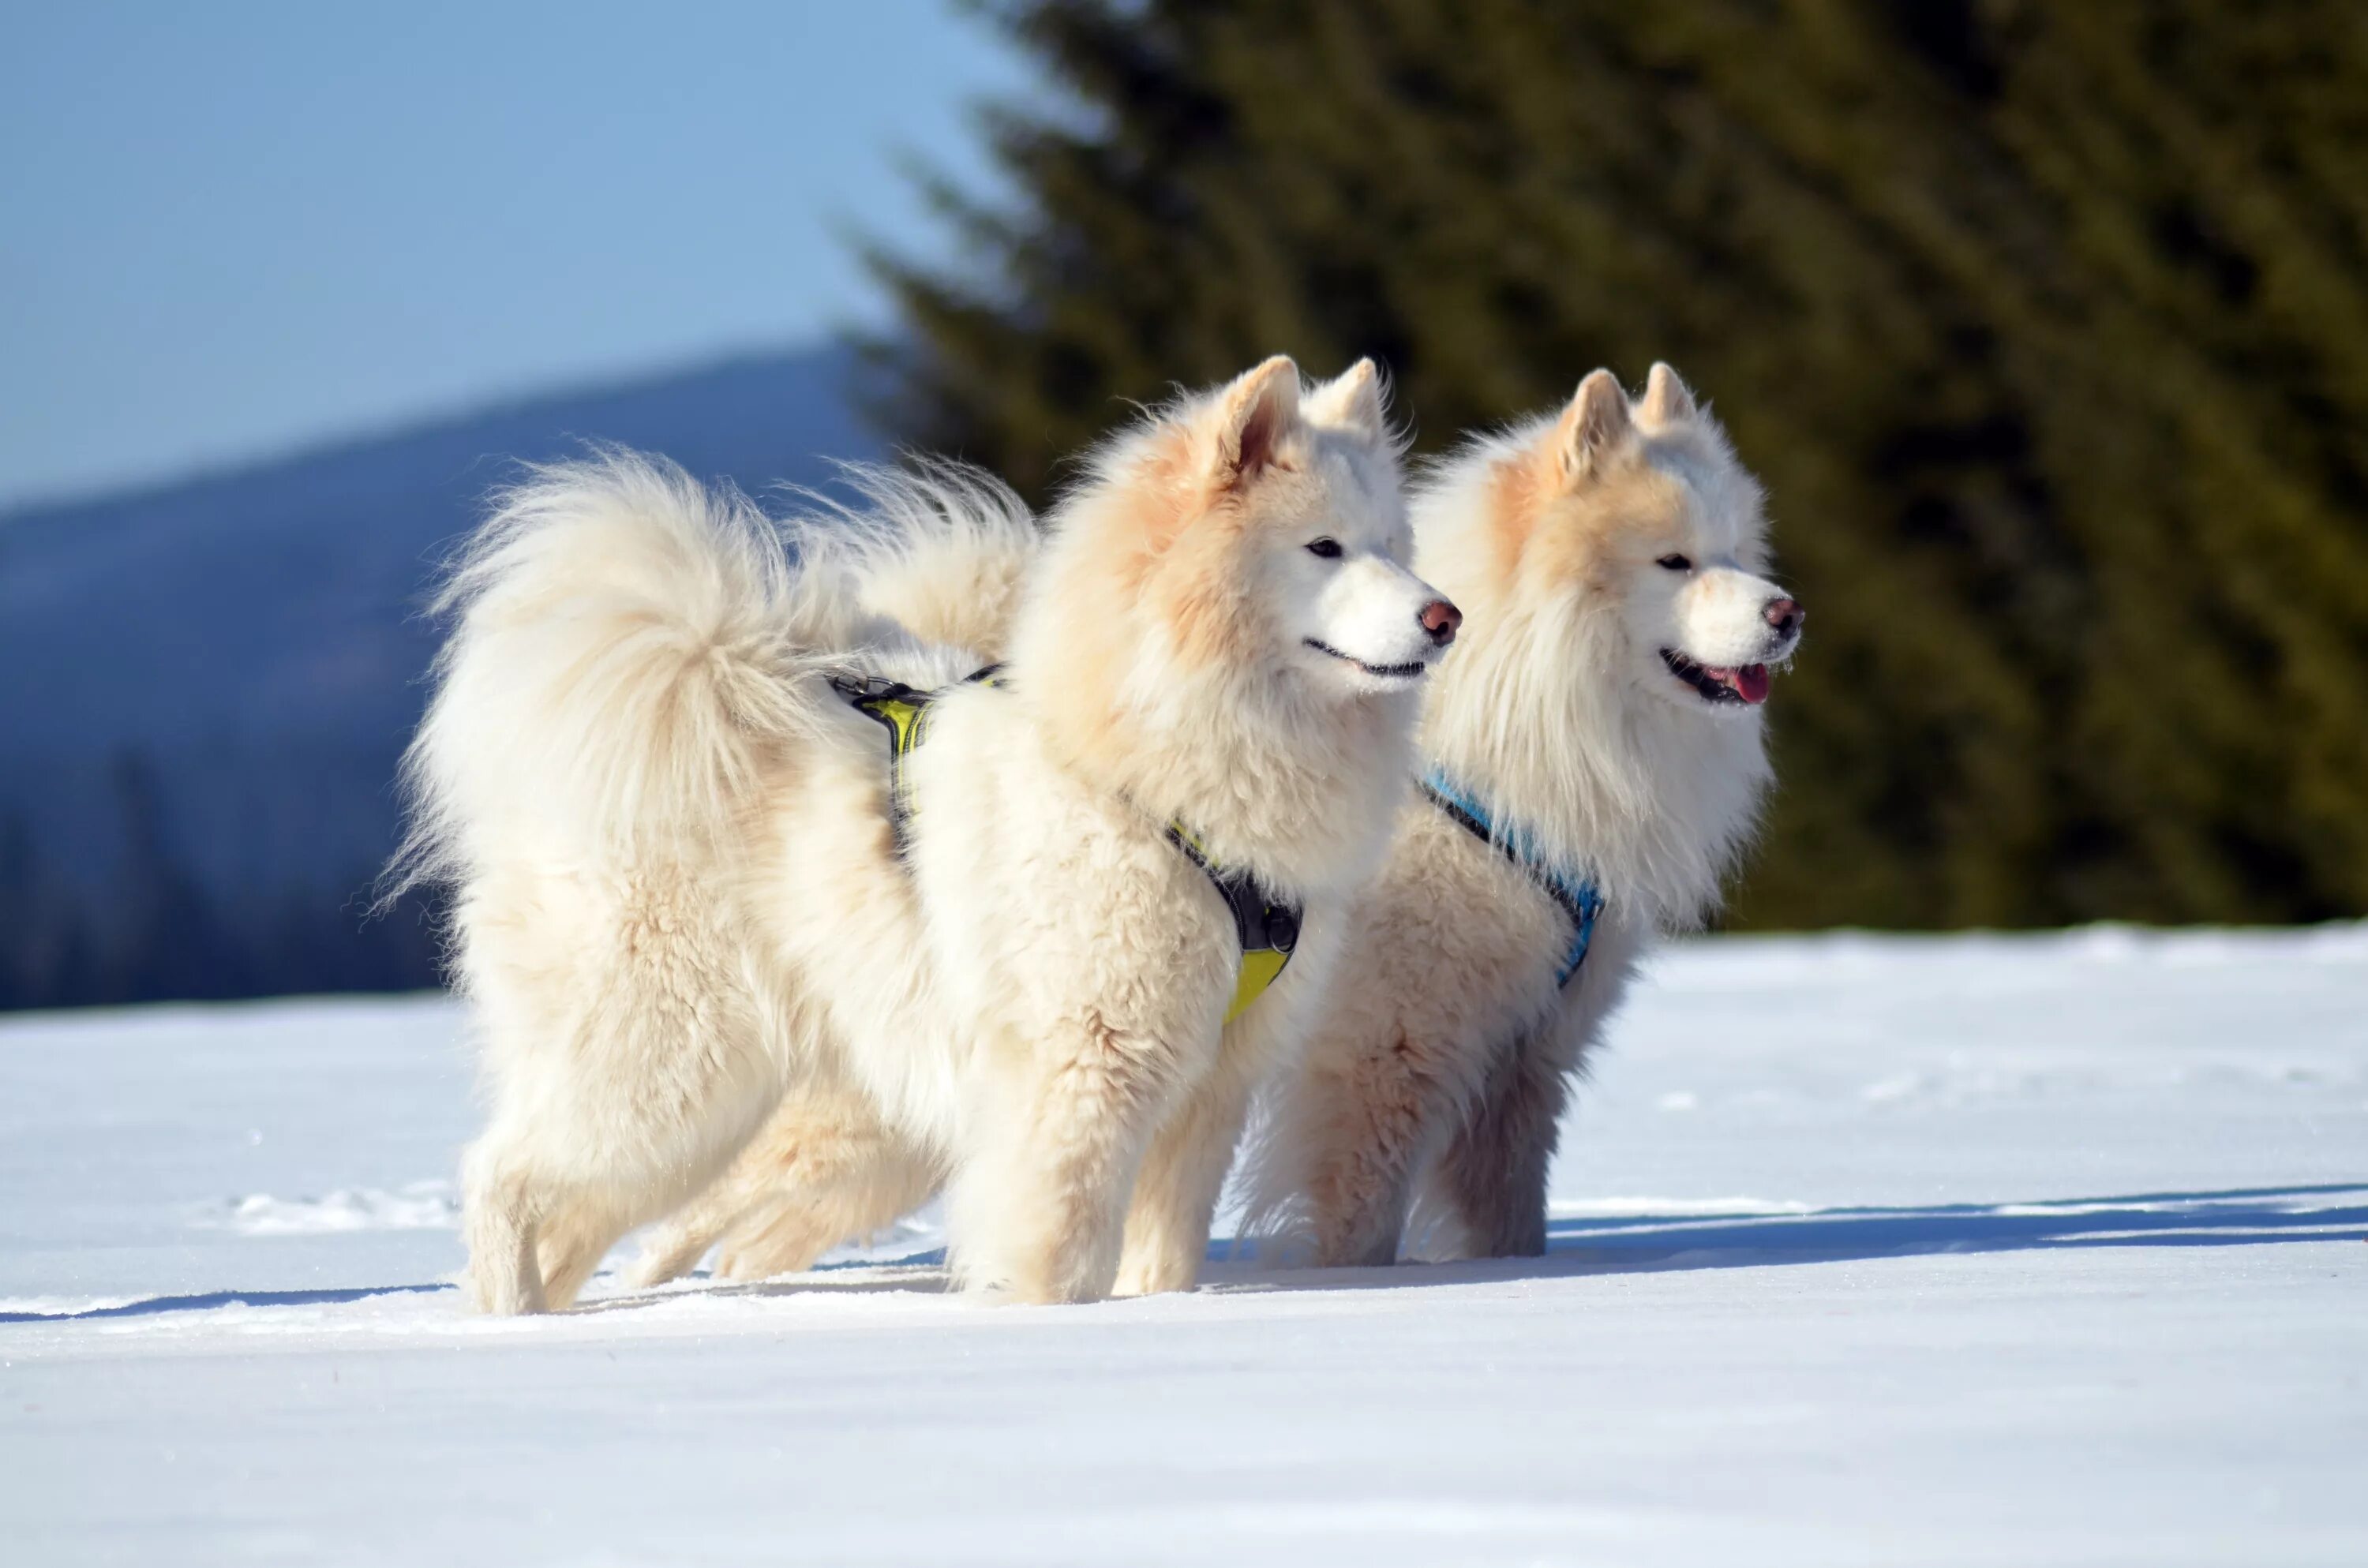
[{"x1": 830, "y1": 668, "x2": 1300, "y2": 1023}]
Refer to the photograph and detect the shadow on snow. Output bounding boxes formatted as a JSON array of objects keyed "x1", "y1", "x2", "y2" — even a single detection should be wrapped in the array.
[
  {"x1": 6, "y1": 1181, "x2": 2359, "y2": 1324},
  {"x1": 1200, "y1": 1181, "x2": 2368, "y2": 1296},
  {"x1": 0, "y1": 1282, "x2": 454, "y2": 1324}
]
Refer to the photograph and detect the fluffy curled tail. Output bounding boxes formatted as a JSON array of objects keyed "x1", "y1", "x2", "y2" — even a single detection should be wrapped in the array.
[
  {"x1": 797, "y1": 457, "x2": 1040, "y2": 663},
  {"x1": 387, "y1": 449, "x2": 856, "y2": 899},
  {"x1": 385, "y1": 450, "x2": 1044, "y2": 904}
]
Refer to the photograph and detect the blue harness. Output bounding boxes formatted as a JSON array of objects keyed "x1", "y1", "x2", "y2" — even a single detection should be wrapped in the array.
[{"x1": 1419, "y1": 770, "x2": 1604, "y2": 988}]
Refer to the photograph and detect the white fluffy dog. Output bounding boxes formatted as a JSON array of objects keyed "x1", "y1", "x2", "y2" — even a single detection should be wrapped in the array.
[
  {"x1": 392, "y1": 355, "x2": 1456, "y2": 1312},
  {"x1": 1243, "y1": 363, "x2": 1800, "y2": 1263}
]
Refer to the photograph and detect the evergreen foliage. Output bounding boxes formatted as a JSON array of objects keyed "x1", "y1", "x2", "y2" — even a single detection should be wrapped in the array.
[{"x1": 869, "y1": 0, "x2": 2368, "y2": 927}]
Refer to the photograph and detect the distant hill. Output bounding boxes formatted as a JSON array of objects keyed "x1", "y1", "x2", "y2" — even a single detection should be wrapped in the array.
[{"x1": 0, "y1": 345, "x2": 882, "y2": 1009}]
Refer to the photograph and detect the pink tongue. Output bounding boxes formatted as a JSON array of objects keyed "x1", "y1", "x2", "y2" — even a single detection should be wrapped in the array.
[{"x1": 1735, "y1": 664, "x2": 1771, "y2": 704}]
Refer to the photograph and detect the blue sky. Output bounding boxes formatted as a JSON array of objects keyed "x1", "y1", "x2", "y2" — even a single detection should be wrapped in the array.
[{"x1": 0, "y1": 2, "x2": 1036, "y2": 507}]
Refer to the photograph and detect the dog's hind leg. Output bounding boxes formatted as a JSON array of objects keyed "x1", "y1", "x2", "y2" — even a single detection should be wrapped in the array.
[
  {"x1": 456, "y1": 899, "x2": 795, "y2": 1313},
  {"x1": 534, "y1": 1188, "x2": 645, "y2": 1310},
  {"x1": 464, "y1": 1133, "x2": 658, "y2": 1313},
  {"x1": 628, "y1": 1204, "x2": 724, "y2": 1290},
  {"x1": 631, "y1": 1078, "x2": 935, "y2": 1287},
  {"x1": 461, "y1": 1133, "x2": 550, "y2": 1316},
  {"x1": 714, "y1": 1140, "x2": 939, "y2": 1280},
  {"x1": 472, "y1": 1073, "x2": 775, "y2": 1314},
  {"x1": 630, "y1": 1130, "x2": 792, "y2": 1289}
]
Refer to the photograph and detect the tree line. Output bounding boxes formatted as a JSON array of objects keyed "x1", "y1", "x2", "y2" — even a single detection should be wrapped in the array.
[{"x1": 868, "y1": 0, "x2": 2368, "y2": 928}]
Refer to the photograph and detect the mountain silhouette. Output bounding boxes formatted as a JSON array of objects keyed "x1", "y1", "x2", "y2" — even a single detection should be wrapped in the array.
[{"x1": 0, "y1": 344, "x2": 880, "y2": 1008}]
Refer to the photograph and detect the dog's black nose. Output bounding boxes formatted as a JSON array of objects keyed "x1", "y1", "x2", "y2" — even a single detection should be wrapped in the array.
[
  {"x1": 1419, "y1": 599, "x2": 1462, "y2": 647},
  {"x1": 1763, "y1": 597, "x2": 1803, "y2": 638}
]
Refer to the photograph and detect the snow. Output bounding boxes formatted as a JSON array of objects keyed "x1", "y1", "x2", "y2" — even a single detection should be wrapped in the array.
[{"x1": 4, "y1": 928, "x2": 2364, "y2": 1566}]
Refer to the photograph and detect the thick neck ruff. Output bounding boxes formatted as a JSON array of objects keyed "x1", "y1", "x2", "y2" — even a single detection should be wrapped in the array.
[{"x1": 1420, "y1": 769, "x2": 1604, "y2": 988}]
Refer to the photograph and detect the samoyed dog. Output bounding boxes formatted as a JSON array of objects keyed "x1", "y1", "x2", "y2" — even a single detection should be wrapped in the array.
[
  {"x1": 1242, "y1": 364, "x2": 1800, "y2": 1264},
  {"x1": 391, "y1": 356, "x2": 1456, "y2": 1312},
  {"x1": 624, "y1": 360, "x2": 1453, "y2": 1300}
]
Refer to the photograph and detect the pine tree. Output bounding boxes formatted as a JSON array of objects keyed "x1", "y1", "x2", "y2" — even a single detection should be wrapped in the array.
[{"x1": 869, "y1": 0, "x2": 2368, "y2": 927}]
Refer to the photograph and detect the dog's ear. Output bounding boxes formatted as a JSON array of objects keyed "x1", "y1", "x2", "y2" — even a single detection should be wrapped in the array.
[
  {"x1": 1212, "y1": 355, "x2": 1302, "y2": 489},
  {"x1": 1303, "y1": 358, "x2": 1388, "y2": 444},
  {"x1": 1639, "y1": 361, "x2": 1698, "y2": 427},
  {"x1": 1550, "y1": 369, "x2": 1635, "y2": 484}
]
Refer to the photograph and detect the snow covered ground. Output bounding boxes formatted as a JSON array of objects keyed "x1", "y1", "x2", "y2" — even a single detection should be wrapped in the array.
[{"x1": 4, "y1": 927, "x2": 2363, "y2": 1566}]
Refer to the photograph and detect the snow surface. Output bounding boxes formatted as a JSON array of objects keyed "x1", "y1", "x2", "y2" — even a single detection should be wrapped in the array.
[{"x1": 4, "y1": 927, "x2": 2364, "y2": 1566}]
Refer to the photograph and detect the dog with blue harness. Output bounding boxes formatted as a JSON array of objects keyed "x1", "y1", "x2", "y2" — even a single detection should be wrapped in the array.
[{"x1": 1242, "y1": 364, "x2": 1796, "y2": 1269}]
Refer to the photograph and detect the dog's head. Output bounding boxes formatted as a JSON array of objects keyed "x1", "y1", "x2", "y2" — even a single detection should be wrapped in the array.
[
  {"x1": 1165, "y1": 356, "x2": 1455, "y2": 698},
  {"x1": 1444, "y1": 364, "x2": 1799, "y2": 717},
  {"x1": 1051, "y1": 355, "x2": 1453, "y2": 705},
  {"x1": 1012, "y1": 356, "x2": 1448, "y2": 885}
]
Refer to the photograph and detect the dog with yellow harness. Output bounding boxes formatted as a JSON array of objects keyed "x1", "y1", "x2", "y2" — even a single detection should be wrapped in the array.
[{"x1": 390, "y1": 355, "x2": 1455, "y2": 1311}]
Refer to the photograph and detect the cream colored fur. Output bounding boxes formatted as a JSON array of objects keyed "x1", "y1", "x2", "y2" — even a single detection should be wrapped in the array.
[
  {"x1": 628, "y1": 362, "x2": 1436, "y2": 1297},
  {"x1": 793, "y1": 455, "x2": 1039, "y2": 659},
  {"x1": 396, "y1": 357, "x2": 1447, "y2": 1312},
  {"x1": 1243, "y1": 364, "x2": 1797, "y2": 1265}
]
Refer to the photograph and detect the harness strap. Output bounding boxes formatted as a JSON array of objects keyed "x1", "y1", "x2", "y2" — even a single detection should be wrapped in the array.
[
  {"x1": 1163, "y1": 825, "x2": 1302, "y2": 1023},
  {"x1": 830, "y1": 667, "x2": 1298, "y2": 1023},
  {"x1": 827, "y1": 664, "x2": 1006, "y2": 858},
  {"x1": 1420, "y1": 771, "x2": 1603, "y2": 988}
]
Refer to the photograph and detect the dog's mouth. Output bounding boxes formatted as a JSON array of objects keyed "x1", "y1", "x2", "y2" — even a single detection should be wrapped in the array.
[
  {"x1": 1661, "y1": 648, "x2": 1771, "y2": 706},
  {"x1": 1304, "y1": 638, "x2": 1427, "y2": 682}
]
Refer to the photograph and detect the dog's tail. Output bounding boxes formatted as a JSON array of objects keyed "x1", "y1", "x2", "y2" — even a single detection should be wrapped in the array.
[
  {"x1": 386, "y1": 449, "x2": 856, "y2": 900},
  {"x1": 799, "y1": 457, "x2": 1040, "y2": 663}
]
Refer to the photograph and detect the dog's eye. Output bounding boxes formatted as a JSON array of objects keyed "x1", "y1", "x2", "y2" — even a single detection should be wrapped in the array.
[
  {"x1": 1306, "y1": 538, "x2": 1343, "y2": 559},
  {"x1": 1656, "y1": 553, "x2": 1693, "y2": 571}
]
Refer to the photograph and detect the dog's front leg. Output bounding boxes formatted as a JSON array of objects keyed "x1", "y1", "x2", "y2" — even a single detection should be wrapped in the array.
[
  {"x1": 1429, "y1": 915, "x2": 1644, "y2": 1259},
  {"x1": 1428, "y1": 1031, "x2": 1570, "y2": 1258},
  {"x1": 945, "y1": 1012, "x2": 1181, "y2": 1304},
  {"x1": 1111, "y1": 1050, "x2": 1257, "y2": 1296}
]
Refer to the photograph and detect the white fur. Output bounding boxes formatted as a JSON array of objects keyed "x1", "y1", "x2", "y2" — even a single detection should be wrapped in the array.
[
  {"x1": 1301, "y1": 546, "x2": 1448, "y2": 686},
  {"x1": 790, "y1": 456, "x2": 1040, "y2": 661},
  {"x1": 1240, "y1": 365, "x2": 1794, "y2": 1265},
  {"x1": 627, "y1": 362, "x2": 1446, "y2": 1297},
  {"x1": 396, "y1": 359, "x2": 1442, "y2": 1312},
  {"x1": 1665, "y1": 563, "x2": 1792, "y2": 670}
]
